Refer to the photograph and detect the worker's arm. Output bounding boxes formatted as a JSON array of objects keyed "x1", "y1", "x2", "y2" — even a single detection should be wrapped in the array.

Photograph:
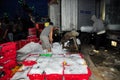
[{"x1": 49, "y1": 27, "x2": 54, "y2": 43}]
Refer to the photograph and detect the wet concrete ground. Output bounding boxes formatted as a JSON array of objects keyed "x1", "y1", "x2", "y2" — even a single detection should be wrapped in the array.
[{"x1": 81, "y1": 44, "x2": 120, "y2": 80}]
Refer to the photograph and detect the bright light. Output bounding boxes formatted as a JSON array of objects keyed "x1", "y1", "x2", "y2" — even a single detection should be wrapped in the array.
[{"x1": 111, "y1": 41, "x2": 117, "y2": 47}]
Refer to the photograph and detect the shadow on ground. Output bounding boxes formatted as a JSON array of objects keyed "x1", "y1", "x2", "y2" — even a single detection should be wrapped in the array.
[{"x1": 81, "y1": 44, "x2": 120, "y2": 80}]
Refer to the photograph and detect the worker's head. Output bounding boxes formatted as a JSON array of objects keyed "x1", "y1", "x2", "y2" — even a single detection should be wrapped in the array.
[{"x1": 91, "y1": 15, "x2": 97, "y2": 22}]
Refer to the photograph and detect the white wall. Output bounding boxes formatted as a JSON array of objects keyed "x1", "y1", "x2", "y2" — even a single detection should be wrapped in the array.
[
  {"x1": 49, "y1": 3, "x2": 60, "y2": 27},
  {"x1": 61, "y1": 0, "x2": 95, "y2": 31},
  {"x1": 78, "y1": 0, "x2": 95, "y2": 30},
  {"x1": 61, "y1": 0, "x2": 78, "y2": 31}
]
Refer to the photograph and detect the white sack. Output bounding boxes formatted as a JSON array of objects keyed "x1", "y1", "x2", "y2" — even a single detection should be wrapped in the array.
[
  {"x1": 80, "y1": 26, "x2": 93, "y2": 33},
  {"x1": 17, "y1": 42, "x2": 44, "y2": 54},
  {"x1": 51, "y1": 42, "x2": 66, "y2": 54}
]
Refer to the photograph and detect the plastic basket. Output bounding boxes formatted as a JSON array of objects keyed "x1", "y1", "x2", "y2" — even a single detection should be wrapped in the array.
[
  {"x1": 28, "y1": 28, "x2": 36, "y2": 36},
  {"x1": 28, "y1": 74, "x2": 45, "y2": 80},
  {"x1": 27, "y1": 35, "x2": 37, "y2": 39},
  {"x1": 63, "y1": 68, "x2": 91, "y2": 80},
  {"x1": 0, "y1": 56, "x2": 16, "y2": 64},
  {"x1": 22, "y1": 54, "x2": 39, "y2": 66},
  {"x1": 45, "y1": 74, "x2": 63, "y2": 80},
  {"x1": 0, "y1": 69, "x2": 11, "y2": 80},
  {"x1": 27, "y1": 38, "x2": 39, "y2": 43},
  {"x1": 0, "y1": 60, "x2": 17, "y2": 69},
  {"x1": 0, "y1": 56, "x2": 7, "y2": 63},
  {"x1": 18, "y1": 40, "x2": 28, "y2": 48},
  {"x1": 0, "y1": 50, "x2": 16, "y2": 58},
  {"x1": 0, "y1": 50, "x2": 16, "y2": 63},
  {"x1": 0, "y1": 42, "x2": 16, "y2": 52},
  {"x1": 22, "y1": 61, "x2": 37, "y2": 66},
  {"x1": 27, "y1": 66, "x2": 45, "y2": 80}
]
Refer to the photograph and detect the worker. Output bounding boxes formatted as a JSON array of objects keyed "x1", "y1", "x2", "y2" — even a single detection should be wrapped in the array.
[
  {"x1": 91, "y1": 15, "x2": 107, "y2": 53},
  {"x1": 40, "y1": 23, "x2": 59, "y2": 53}
]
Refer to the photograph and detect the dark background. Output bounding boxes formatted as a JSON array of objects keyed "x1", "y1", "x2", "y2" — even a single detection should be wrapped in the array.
[{"x1": 0, "y1": 0, "x2": 48, "y2": 21}]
